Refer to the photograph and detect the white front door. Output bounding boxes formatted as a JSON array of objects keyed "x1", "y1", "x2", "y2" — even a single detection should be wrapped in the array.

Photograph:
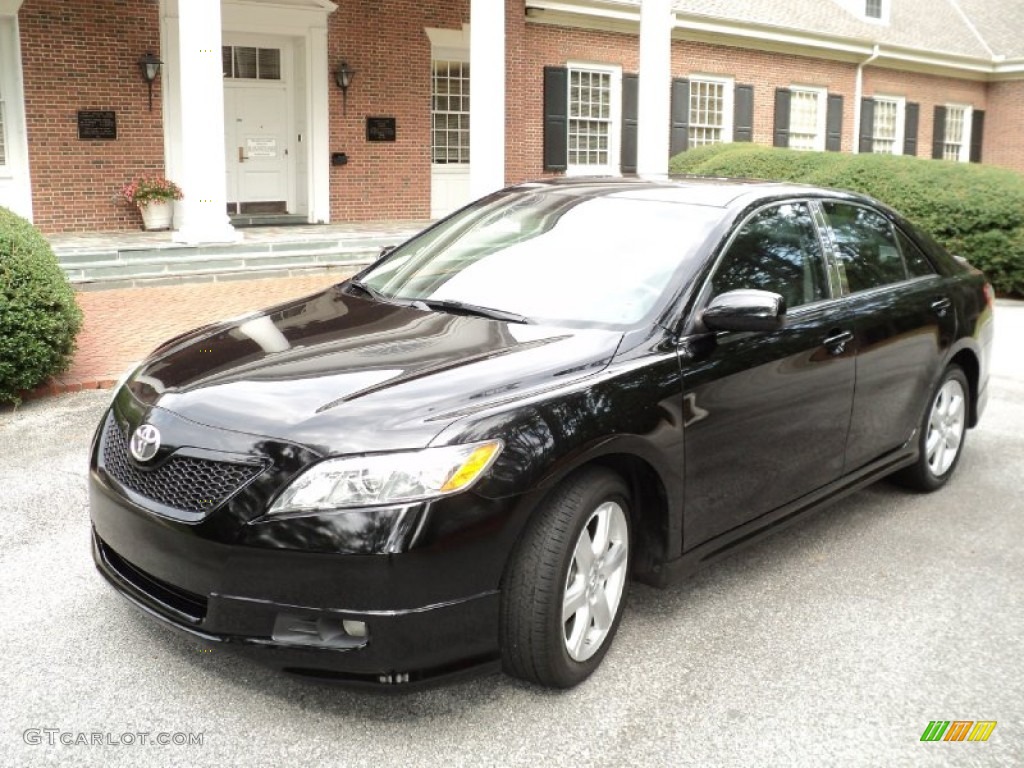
[{"x1": 223, "y1": 40, "x2": 293, "y2": 214}]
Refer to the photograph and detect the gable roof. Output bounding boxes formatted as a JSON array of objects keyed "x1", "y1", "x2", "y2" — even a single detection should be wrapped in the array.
[{"x1": 954, "y1": 0, "x2": 1024, "y2": 59}]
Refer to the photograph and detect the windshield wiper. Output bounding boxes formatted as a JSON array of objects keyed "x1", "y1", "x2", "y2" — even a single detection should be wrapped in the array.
[
  {"x1": 415, "y1": 298, "x2": 532, "y2": 325},
  {"x1": 346, "y1": 279, "x2": 390, "y2": 302}
]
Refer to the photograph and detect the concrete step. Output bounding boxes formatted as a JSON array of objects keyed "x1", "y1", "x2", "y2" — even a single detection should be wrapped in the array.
[
  {"x1": 55, "y1": 230, "x2": 419, "y2": 288},
  {"x1": 230, "y1": 213, "x2": 309, "y2": 227}
]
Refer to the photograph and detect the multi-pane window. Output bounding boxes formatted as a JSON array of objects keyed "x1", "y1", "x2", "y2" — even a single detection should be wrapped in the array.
[
  {"x1": 568, "y1": 68, "x2": 612, "y2": 167},
  {"x1": 689, "y1": 79, "x2": 730, "y2": 147},
  {"x1": 789, "y1": 88, "x2": 825, "y2": 151},
  {"x1": 431, "y1": 60, "x2": 470, "y2": 164},
  {"x1": 865, "y1": 0, "x2": 883, "y2": 19},
  {"x1": 222, "y1": 46, "x2": 281, "y2": 80},
  {"x1": 872, "y1": 98, "x2": 900, "y2": 154},
  {"x1": 943, "y1": 106, "x2": 968, "y2": 162}
]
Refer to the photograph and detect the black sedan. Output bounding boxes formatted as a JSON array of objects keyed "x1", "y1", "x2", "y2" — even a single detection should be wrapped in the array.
[{"x1": 89, "y1": 178, "x2": 993, "y2": 688}]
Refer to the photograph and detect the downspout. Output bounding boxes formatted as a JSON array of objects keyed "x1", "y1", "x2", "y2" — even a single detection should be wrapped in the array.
[{"x1": 853, "y1": 44, "x2": 881, "y2": 153}]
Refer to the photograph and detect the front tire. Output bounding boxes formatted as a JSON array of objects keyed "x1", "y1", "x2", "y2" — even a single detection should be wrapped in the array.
[
  {"x1": 500, "y1": 468, "x2": 631, "y2": 688},
  {"x1": 897, "y1": 365, "x2": 969, "y2": 492}
]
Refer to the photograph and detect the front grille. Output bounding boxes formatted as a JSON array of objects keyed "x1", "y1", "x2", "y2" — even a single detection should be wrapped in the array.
[
  {"x1": 102, "y1": 415, "x2": 264, "y2": 515},
  {"x1": 97, "y1": 535, "x2": 208, "y2": 623}
]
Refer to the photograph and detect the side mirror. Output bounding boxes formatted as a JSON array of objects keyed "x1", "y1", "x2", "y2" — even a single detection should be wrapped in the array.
[
  {"x1": 377, "y1": 245, "x2": 396, "y2": 261},
  {"x1": 702, "y1": 289, "x2": 786, "y2": 333}
]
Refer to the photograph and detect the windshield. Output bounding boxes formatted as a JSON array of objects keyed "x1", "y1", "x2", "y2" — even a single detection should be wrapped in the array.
[{"x1": 358, "y1": 188, "x2": 723, "y2": 329}]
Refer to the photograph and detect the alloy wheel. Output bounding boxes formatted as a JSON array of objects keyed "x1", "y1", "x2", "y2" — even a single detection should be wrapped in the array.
[
  {"x1": 925, "y1": 377, "x2": 966, "y2": 477},
  {"x1": 562, "y1": 500, "x2": 629, "y2": 662}
]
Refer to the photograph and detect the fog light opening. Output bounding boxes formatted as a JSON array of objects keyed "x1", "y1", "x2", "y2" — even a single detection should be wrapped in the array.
[
  {"x1": 342, "y1": 619, "x2": 367, "y2": 638},
  {"x1": 271, "y1": 613, "x2": 369, "y2": 649}
]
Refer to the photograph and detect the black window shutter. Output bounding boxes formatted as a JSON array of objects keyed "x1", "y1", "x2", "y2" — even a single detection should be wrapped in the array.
[
  {"x1": 970, "y1": 109, "x2": 985, "y2": 163},
  {"x1": 859, "y1": 98, "x2": 875, "y2": 154},
  {"x1": 543, "y1": 66, "x2": 568, "y2": 171},
  {"x1": 932, "y1": 106, "x2": 947, "y2": 160},
  {"x1": 621, "y1": 73, "x2": 639, "y2": 173},
  {"x1": 733, "y1": 84, "x2": 754, "y2": 142},
  {"x1": 773, "y1": 88, "x2": 791, "y2": 148},
  {"x1": 826, "y1": 94, "x2": 843, "y2": 152},
  {"x1": 904, "y1": 102, "x2": 920, "y2": 156},
  {"x1": 669, "y1": 78, "x2": 690, "y2": 157}
]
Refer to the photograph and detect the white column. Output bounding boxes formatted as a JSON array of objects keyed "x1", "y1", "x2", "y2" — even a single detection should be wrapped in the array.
[
  {"x1": 636, "y1": 0, "x2": 673, "y2": 179},
  {"x1": 173, "y1": 0, "x2": 239, "y2": 244},
  {"x1": 469, "y1": 0, "x2": 505, "y2": 199},
  {"x1": 308, "y1": 26, "x2": 331, "y2": 224}
]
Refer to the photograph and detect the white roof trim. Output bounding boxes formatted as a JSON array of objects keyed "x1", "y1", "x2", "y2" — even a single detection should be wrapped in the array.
[{"x1": 526, "y1": 0, "x2": 1024, "y2": 81}]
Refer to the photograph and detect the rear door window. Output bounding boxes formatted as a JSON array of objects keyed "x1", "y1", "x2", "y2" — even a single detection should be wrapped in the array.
[{"x1": 821, "y1": 201, "x2": 908, "y2": 293}]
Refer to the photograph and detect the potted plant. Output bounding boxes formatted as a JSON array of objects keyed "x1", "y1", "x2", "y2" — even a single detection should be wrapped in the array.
[{"x1": 120, "y1": 176, "x2": 183, "y2": 231}]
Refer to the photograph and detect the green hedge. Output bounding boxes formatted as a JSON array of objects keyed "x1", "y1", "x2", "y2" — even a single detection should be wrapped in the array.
[
  {"x1": 670, "y1": 144, "x2": 1024, "y2": 296},
  {"x1": 0, "y1": 207, "x2": 83, "y2": 404}
]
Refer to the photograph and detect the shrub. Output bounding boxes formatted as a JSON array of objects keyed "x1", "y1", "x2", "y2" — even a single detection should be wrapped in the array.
[
  {"x1": 670, "y1": 144, "x2": 1024, "y2": 296},
  {"x1": 0, "y1": 207, "x2": 83, "y2": 404}
]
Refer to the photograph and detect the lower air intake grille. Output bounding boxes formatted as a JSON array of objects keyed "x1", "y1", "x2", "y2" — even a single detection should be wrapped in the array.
[
  {"x1": 97, "y1": 535, "x2": 208, "y2": 623},
  {"x1": 102, "y1": 415, "x2": 264, "y2": 515}
]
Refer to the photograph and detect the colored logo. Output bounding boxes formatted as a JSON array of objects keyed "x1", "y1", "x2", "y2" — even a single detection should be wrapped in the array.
[
  {"x1": 130, "y1": 423, "x2": 161, "y2": 462},
  {"x1": 920, "y1": 721, "x2": 997, "y2": 742}
]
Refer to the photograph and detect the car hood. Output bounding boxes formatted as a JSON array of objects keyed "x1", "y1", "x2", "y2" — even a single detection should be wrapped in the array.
[{"x1": 125, "y1": 286, "x2": 623, "y2": 455}]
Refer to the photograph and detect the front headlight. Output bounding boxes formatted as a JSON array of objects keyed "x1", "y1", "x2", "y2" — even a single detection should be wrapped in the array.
[{"x1": 267, "y1": 440, "x2": 503, "y2": 515}]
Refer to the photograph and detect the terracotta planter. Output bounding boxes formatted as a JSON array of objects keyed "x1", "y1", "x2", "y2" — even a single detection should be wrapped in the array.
[{"x1": 140, "y1": 200, "x2": 173, "y2": 231}]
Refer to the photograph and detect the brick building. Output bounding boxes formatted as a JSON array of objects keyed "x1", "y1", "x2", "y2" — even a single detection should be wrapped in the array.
[{"x1": 0, "y1": 0, "x2": 1021, "y2": 239}]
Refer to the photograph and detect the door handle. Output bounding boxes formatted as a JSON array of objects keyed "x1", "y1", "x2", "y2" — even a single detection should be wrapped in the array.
[
  {"x1": 930, "y1": 297, "x2": 952, "y2": 316},
  {"x1": 823, "y1": 329, "x2": 854, "y2": 355},
  {"x1": 238, "y1": 146, "x2": 247, "y2": 163}
]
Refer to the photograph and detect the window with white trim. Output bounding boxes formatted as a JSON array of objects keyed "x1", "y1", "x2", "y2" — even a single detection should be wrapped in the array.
[
  {"x1": 431, "y1": 60, "x2": 470, "y2": 164},
  {"x1": 567, "y1": 64, "x2": 620, "y2": 174},
  {"x1": 789, "y1": 87, "x2": 826, "y2": 151},
  {"x1": 222, "y1": 46, "x2": 282, "y2": 80},
  {"x1": 688, "y1": 76, "x2": 734, "y2": 147},
  {"x1": 872, "y1": 96, "x2": 904, "y2": 155},
  {"x1": 943, "y1": 105, "x2": 972, "y2": 162}
]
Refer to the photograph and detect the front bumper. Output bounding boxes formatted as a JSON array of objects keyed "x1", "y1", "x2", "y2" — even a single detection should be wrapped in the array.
[
  {"x1": 91, "y1": 523, "x2": 501, "y2": 686},
  {"x1": 88, "y1": 456, "x2": 521, "y2": 686}
]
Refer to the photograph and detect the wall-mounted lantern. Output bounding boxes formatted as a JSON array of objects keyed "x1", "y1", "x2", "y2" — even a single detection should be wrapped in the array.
[
  {"x1": 138, "y1": 52, "x2": 163, "y2": 112},
  {"x1": 335, "y1": 61, "x2": 357, "y2": 115}
]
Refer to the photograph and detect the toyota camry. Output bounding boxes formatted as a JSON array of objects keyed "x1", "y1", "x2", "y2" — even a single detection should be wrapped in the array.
[{"x1": 89, "y1": 178, "x2": 993, "y2": 688}]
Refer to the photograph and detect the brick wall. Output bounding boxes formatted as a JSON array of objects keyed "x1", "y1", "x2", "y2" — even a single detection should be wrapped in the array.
[
  {"x1": 984, "y1": 80, "x2": 1024, "y2": 173},
  {"x1": 14, "y1": 0, "x2": 1022, "y2": 234},
  {"x1": 19, "y1": 0, "x2": 164, "y2": 233},
  {"x1": 862, "y1": 67, "x2": 988, "y2": 159},
  {"x1": 326, "y1": 0, "x2": 467, "y2": 221}
]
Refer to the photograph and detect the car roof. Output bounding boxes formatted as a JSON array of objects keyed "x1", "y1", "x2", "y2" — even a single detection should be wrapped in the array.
[{"x1": 510, "y1": 176, "x2": 868, "y2": 211}]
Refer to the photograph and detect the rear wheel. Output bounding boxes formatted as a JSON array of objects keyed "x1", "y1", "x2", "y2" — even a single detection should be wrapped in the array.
[
  {"x1": 897, "y1": 365, "x2": 969, "y2": 492},
  {"x1": 500, "y1": 468, "x2": 631, "y2": 688}
]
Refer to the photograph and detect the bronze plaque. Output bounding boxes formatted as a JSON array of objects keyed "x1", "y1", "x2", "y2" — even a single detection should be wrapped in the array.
[
  {"x1": 78, "y1": 111, "x2": 117, "y2": 140},
  {"x1": 366, "y1": 117, "x2": 396, "y2": 142}
]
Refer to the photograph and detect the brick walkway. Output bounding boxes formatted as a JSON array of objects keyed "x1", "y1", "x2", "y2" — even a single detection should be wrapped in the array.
[{"x1": 28, "y1": 272, "x2": 348, "y2": 399}]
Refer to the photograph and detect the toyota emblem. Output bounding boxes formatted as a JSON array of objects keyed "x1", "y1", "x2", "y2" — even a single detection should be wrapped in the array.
[{"x1": 130, "y1": 423, "x2": 161, "y2": 462}]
